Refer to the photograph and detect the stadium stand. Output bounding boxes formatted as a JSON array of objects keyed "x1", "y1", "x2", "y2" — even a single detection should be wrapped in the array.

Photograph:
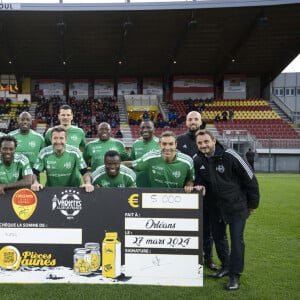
[
  {"x1": 32, "y1": 96, "x2": 120, "y2": 138},
  {"x1": 170, "y1": 98, "x2": 300, "y2": 141}
]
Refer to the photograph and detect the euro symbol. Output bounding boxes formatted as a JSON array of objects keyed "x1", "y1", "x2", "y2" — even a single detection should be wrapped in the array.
[{"x1": 128, "y1": 194, "x2": 139, "y2": 208}]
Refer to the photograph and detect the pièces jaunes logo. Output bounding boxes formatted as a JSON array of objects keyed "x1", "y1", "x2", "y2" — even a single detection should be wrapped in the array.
[{"x1": 0, "y1": 246, "x2": 56, "y2": 270}]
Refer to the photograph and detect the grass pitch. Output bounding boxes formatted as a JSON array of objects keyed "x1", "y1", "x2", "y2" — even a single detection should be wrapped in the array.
[{"x1": 1, "y1": 173, "x2": 299, "y2": 300}]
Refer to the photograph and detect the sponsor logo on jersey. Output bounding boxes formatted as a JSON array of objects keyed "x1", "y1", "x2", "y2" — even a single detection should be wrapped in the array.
[{"x1": 152, "y1": 165, "x2": 164, "y2": 171}]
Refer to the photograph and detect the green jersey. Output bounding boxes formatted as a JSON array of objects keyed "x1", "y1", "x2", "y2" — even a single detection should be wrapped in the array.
[
  {"x1": 0, "y1": 132, "x2": 6, "y2": 138},
  {"x1": 0, "y1": 153, "x2": 32, "y2": 184},
  {"x1": 34, "y1": 144, "x2": 87, "y2": 187},
  {"x1": 92, "y1": 165, "x2": 136, "y2": 187},
  {"x1": 45, "y1": 125, "x2": 86, "y2": 149},
  {"x1": 84, "y1": 138, "x2": 129, "y2": 171},
  {"x1": 130, "y1": 137, "x2": 160, "y2": 187},
  {"x1": 130, "y1": 137, "x2": 160, "y2": 160},
  {"x1": 133, "y1": 150, "x2": 195, "y2": 188},
  {"x1": 9, "y1": 129, "x2": 45, "y2": 168}
]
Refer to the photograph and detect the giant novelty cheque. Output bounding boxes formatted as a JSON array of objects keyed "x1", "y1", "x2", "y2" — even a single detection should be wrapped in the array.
[{"x1": 0, "y1": 187, "x2": 203, "y2": 287}]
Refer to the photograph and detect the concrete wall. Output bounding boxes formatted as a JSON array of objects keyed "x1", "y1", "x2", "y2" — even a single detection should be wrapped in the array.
[
  {"x1": 255, "y1": 154, "x2": 300, "y2": 173},
  {"x1": 272, "y1": 72, "x2": 300, "y2": 113}
]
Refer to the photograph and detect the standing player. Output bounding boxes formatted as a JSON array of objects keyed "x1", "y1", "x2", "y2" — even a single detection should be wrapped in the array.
[
  {"x1": 124, "y1": 131, "x2": 194, "y2": 191},
  {"x1": 129, "y1": 120, "x2": 159, "y2": 187},
  {"x1": 31, "y1": 127, "x2": 93, "y2": 192},
  {"x1": 194, "y1": 130, "x2": 259, "y2": 290},
  {"x1": 9, "y1": 111, "x2": 45, "y2": 168},
  {"x1": 177, "y1": 110, "x2": 216, "y2": 271},
  {"x1": 0, "y1": 136, "x2": 33, "y2": 194},
  {"x1": 44, "y1": 104, "x2": 86, "y2": 151},
  {"x1": 92, "y1": 150, "x2": 136, "y2": 187},
  {"x1": 177, "y1": 110, "x2": 206, "y2": 156},
  {"x1": 84, "y1": 122, "x2": 129, "y2": 172}
]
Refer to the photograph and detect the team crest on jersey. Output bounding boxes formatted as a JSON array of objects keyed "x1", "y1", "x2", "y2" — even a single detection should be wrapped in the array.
[
  {"x1": 51, "y1": 190, "x2": 82, "y2": 220},
  {"x1": 70, "y1": 135, "x2": 78, "y2": 141},
  {"x1": 13, "y1": 172, "x2": 19, "y2": 179},
  {"x1": 64, "y1": 161, "x2": 72, "y2": 169},
  {"x1": 172, "y1": 170, "x2": 181, "y2": 178},
  {"x1": 29, "y1": 141, "x2": 36, "y2": 148},
  {"x1": 216, "y1": 165, "x2": 225, "y2": 173}
]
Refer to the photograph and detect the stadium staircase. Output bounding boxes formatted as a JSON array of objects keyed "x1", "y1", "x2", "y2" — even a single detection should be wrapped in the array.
[
  {"x1": 158, "y1": 101, "x2": 169, "y2": 120},
  {"x1": 268, "y1": 101, "x2": 291, "y2": 123},
  {"x1": 117, "y1": 97, "x2": 133, "y2": 146},
  {"x1": 28, "y1": 102, "x2": 37, "y2": 119}
]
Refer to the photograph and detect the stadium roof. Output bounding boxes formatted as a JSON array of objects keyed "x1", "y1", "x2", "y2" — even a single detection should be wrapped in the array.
[{"x1": 0, "y1": 0, "x2": 300, "y2": 88}]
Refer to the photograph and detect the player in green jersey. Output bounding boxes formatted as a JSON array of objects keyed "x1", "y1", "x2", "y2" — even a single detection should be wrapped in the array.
[
  {"x1": 130, "y1": 121, "x2": 159, "y2": 160},
  {"x1": 124, "y1": 131, "x2": 195, "y2": 192},
  {"x1": 92, "y1": 150, "x2": 136, "y2": 187},
  {"x1": 0, "y1": 136, "x2": 33, "y2": 194},
  {"x1": 31, "y1": 127, "x2": 94, "y2": 192},
  {"x1": 129, "y1": 120, "x2": 159, "y2": 187},
  {"x1": 44, "y1": 105, "x2": 86, "y2": 151},
  {"x1": 9, "y1": 111, "x2": 45, "y2": 168},
  {"x1": 84, "y1": 122, "x2": 129, "y2": 172}
]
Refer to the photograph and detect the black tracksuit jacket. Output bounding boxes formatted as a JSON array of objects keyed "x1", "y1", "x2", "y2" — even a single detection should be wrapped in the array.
[{"x1": 193, "y1": 141, "x2": 260, "y2": 223}]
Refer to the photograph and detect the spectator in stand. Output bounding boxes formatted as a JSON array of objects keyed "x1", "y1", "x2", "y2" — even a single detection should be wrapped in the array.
[
  {"x1": 177, "y1": 114, "x2": 186, "y2": 128},
  {"x1": 156, "y1": 111, "x2": 163, "y2": 121},
  {"x1": 150, "y1": 112, "x2": 155, "y2": 122},
  {"x1": 143, "y1": 110, "x2": 149, "y2": 120},
  {"x1": 84, "y1": 122, "x2": 129, "y2": 172},
  {"x1": 44, "y1": 104, "x2": 86, "y2": 151},
  {"x1": 9, "y1": 111, "x2": 45, "y2": 168},
  {"x1": 222, "y1": 111, "x2": 228, "y2": 121},
  {"x1": 115, "y1": 129, "x2": 123, "y2": 139},
  {"x1": 229, "y1": 110, "x2": 234, "y2": 121},
  {"x1": 110, "y1": 119, "x2": 117, "y2": 129},
  {"x1": 215, "y1": 114, "x2": 221, "y2": 122},
  {"x1": 156, "y1": 118, "x2": 165, "y2": 128},
  {"x1": 200, "y1": 102, "x2": 206, "y2": 112}
]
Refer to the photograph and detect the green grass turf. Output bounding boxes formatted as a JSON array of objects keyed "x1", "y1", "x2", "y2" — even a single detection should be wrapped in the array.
[{"x1": 1, "y1": 173, "x2": 299, "y2": 299}]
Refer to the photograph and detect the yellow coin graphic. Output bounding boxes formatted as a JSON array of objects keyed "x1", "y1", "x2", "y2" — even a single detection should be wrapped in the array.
[{"x1": 0, "y1": 245, "x2": 21, "y2": 270}]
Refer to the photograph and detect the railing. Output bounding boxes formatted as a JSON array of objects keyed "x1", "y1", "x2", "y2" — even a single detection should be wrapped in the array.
[
  {"x1": 270, "y1": 94, "x2": 300, "y2": 123},
  {"x1": 256, "y1": 139, "x2": 300, "y2": 149}
]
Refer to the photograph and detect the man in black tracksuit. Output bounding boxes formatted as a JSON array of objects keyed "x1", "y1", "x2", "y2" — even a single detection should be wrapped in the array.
[
  {"x1": 193, "y1": 129, "x2": 259, "y2": 291},
  {"x1": 176, "y1": 111, "x2": 217, "y2": 271}
]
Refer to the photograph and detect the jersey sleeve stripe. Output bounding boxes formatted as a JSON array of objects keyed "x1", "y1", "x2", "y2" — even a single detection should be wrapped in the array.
[{"x1": 226, "y1": 149, "x2": 254, "y2": 179}]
